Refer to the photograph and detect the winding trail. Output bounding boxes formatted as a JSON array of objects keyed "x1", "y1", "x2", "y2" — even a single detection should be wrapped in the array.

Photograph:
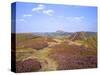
[
  {"x1": 25, "y1": 47, "x2": 58, "y2": 71},
  {"x1": 24, "y1": 38, "x2": 82, "y2": 71}
]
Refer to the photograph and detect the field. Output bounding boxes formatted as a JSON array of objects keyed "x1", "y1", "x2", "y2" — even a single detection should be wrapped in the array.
[{"x1": 15, "y1": 32, "x2": 97, "y2": 72}]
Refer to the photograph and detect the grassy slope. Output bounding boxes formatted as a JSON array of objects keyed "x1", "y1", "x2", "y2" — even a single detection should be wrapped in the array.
[{"x1": 16, "y1": 33, "x2": 97, "y2": 72}]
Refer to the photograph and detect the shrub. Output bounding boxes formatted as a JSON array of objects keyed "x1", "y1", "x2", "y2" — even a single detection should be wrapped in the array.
[
  {"x1": 50, "y1": 42, "x2": 83, "y2": 56},
  {"x1": 57, "y1": 56, "x2": 97, "y2": 70},
  {"x1": 17, "y1": 37, "x2": 48, "y2": 50},
  {"x1": 16, "y1": 59, "x2": 41, "y2": 73},
  {"x1": 49, "y1": 42, "x2": 97, "y2": 70},
  {"x1": 45, "y1": 37, "x2": 57, "y2": 42}
]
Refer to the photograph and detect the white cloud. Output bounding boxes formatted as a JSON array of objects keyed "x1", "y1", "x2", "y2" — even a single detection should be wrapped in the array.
[
  {"x1": 64, "y1": 16, "x2": 85, "y2": 29},
  {"x1": 32, "y1": 4, "x2": 45, "y2": 12},
  {"x1": 66, "y1": 16, "x2": 84, "y2": 23},
  {"x1": 57, "y1": 16, "x2": 84, "y2": 22},
  {"x1": 23, "y1": 14, "x2": 32, "y2": 17},
  {"x1": 73, "y1": 16, "x2": 84, "y2": 22},
  {"x1": 32, "y1": 4, "x2": 54, "y2": 16},
  {"x1": 39, "y1": 4, "x2": 45, "y2": 7},
  {"x1": 43, "y1": 9, "x2": 54, "y2": 16}
]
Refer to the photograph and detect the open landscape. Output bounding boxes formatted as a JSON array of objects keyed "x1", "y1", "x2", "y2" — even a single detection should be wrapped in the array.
[
  {"x1": 16, "y1": 31, "x2": 97, "y2": 72},
  {"x1": 12, "y1": 2, "x2": 97, "y2": 73}
]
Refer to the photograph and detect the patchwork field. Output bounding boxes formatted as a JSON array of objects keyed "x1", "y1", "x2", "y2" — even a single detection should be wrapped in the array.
[{"x1": 15, "y1": 32, "x2": 97, "y2": 72}]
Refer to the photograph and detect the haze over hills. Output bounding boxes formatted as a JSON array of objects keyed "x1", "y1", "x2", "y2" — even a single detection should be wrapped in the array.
[
  {"x1": 31, "y1": 31, "x2": 97, "y2": 38},
  {"x1": 16, "y1": 30, "x2": 97, "y2": 38}
]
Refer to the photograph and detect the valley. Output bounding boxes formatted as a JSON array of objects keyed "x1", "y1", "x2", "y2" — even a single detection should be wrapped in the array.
[{"x1": 15, "y1": 31, "x2": 97, "y2": 72}]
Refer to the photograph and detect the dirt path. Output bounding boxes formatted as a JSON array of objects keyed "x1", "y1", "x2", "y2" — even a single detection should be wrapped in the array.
[
  {"x1": 25, "y1": 47, "x2": 58, "y2": 71},
  {"x1": 24, "y1": 38, "x2": 82, "y2": 71},
  {"x1": 53, "y1": 38, "x2": 82, "y2": 46},
  {"x1": 48, "y1": 39, "x2": 63, "y2": 47},
  {"x1": 64, "y1": 40, "x2": 82, "y2": 46}
]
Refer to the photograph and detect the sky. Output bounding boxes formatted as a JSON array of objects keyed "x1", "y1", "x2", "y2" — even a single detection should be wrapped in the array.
[{"x1": 12, "y1": 2, "x2": 97, "y2": 33}]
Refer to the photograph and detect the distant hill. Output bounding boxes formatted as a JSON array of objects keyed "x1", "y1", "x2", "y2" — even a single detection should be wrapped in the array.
[
  {"x1": 69, "y1": 31, "x2": 97, "y2": 41},
  {"x1": 16, "y1": 31, "x2": 97, "y2": 40},
  {"x1": 16, "y1": 33, "x2": 41, "y2": 43},
  {"x1": 85, "y1": 32, "x2": 97, "y2": 37},
  {"x1": 32, "y1": 31, "x2": 71, "y2": 38}
]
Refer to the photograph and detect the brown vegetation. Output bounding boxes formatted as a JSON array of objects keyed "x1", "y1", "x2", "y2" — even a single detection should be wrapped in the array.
[
  {"x1": 17, "y1": 37, "x2": 48, "y2": 50},
  {"x1": 49, "y1": 41, "x2": 97, "y2": 70},
  {"x1": 69, "y1": 32, "x2": 86, "y2": 41},
  {"x1": 16, "y1": 59, "x2": 41, "y2": 73},
  {"x1": 84, "y1": 36, "x2": 97, "y2": 50},
  {"x1": 15, "y1": 33, "x2": 97, "y2": 72}
]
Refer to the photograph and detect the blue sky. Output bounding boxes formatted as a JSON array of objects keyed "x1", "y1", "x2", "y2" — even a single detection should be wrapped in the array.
[{"x1": 13, "y1": 2, "x2": 97, "y2": 33}]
